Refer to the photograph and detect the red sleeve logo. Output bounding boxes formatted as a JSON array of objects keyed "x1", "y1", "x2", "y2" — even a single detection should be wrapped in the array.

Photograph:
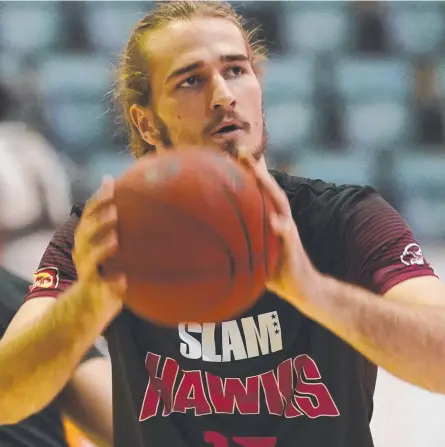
[
  {"x1": 400, "y1": 243, "x2": 425, "y2": 266},
  {"x1": 30, "y1": 267, "x2": 59, "y2": 292}
]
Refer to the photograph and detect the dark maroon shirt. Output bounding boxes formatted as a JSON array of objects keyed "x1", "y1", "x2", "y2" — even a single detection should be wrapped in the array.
[{"x1": 25, "y1": 172, "x2": 436, "y2": 447}]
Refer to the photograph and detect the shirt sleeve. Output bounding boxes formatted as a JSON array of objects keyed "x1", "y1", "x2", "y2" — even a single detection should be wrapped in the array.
[
  {"x1": 341, "y1": 192, "x2": 437, "y2": 295},
  {"x1": 25, "y1": 214, "x2": 79, "y2": 301}
]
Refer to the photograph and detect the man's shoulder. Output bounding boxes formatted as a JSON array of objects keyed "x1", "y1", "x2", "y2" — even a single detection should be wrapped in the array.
[
  {"x1": 71, "y1": 173, "x2": 376, "y2": 227},
  {"x1": 270, "y1": 170, "x2": 376, "y2": 217},
  {"x1": 41, "y1": 206, "x2": 82, "y2": 251}
]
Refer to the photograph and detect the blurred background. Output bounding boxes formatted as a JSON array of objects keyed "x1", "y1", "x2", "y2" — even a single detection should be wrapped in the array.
[{"x1": 0, "y1": 1, "x2": 444, "y2": 446}]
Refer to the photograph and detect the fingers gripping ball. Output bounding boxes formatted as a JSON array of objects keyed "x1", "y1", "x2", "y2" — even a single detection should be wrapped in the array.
[{"x1": 103, "y1": 149, "x2": 281, "y2": 326}]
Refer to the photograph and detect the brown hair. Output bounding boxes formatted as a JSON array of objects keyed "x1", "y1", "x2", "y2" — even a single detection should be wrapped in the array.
[{"x1": 114, "y1": 1, "x2": 267, "y2": 158}]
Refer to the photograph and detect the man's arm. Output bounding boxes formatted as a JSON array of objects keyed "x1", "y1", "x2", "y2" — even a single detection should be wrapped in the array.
[
  {"x1": 290, "y1": 193, "x2": 445, "y2": 393},
  {"x1": 60, "y1": 355, "x2": 113, "y2": 447},
  {"x1": 0, "y1": 179, "x2": 122, "y2": 424},
  {"x1": 304, "y1": 274, "x2": 445, "y2": 393},
  {"x1": 1, "y1": 293, "x2": 113, "y2": 444},
  {"x1": 0, "y1": 284, "x2": 118, "y2": 425}
]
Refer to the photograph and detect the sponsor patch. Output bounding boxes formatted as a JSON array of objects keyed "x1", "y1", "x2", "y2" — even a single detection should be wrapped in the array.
[
  {"x1": 30, "y1": 267, "x2": 59, "y2": 292},
  {"x1": 401, "y1": 243, "x2": 425, "y2": 266}
]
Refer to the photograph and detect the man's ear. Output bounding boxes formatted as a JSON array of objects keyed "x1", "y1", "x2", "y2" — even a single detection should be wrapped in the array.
[{"x1": 129, "y1": 104, "x2": 159, "y2": 146}]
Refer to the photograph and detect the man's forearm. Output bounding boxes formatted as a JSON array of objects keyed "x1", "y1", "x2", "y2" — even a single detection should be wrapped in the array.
[
  {"x1": 0, "y1": 282, "x2": 119, "y2": 424},
  {"x1": 303, "y1": 276, "x2": 445, "y2": 393}
]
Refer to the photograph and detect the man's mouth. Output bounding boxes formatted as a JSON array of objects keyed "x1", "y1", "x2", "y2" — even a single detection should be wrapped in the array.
[
  {"x1": 215, "y1": 124, "x2": 241, "y2": 134},
  {"x1": 212, "y1": 122, "x2": 244, "y2": 138}
]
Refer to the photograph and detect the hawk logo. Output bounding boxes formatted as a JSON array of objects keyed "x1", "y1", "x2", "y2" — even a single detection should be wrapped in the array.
[
  {"x1": 401, "y1": 243, "x2": 425, "y2": 266},
  {"x1": 30, "y1": 267, "x2": 59, "y2": 291}
]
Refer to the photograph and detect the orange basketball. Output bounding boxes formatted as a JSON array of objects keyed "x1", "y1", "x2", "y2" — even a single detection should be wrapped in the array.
[{"x1": 104, "y1": 149, "x2": 280, "y2": 326}]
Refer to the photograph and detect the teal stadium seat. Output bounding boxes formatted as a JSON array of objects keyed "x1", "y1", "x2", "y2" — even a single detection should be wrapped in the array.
[
  {"x1": 344, "y1": 100, "x2": 411, "y2": 147},
  {"x1": 284, "y1": 3, "x2": 350, "y2": 54},
  {"x1": 266, "y1": 102, "x2": 315, "y2": 147},
  {"x1": 85, "y1": 152, "x2": 134, "y2": 192},
  {"x1": 386, "y1": 3, "x2": 444, "y2": 55},
  {"x1": 335, "y1": 58, "x2": 413, "y2": 147},
  {"x1": 435, "y1": 62, "x2": 445, "y2": 100},
  {"x1": 84, "y1": 2, "x2": 150, "y2": 54},
  {"x1": 395, "y1": 152, "x2": 445, "y2": 195},
  {"x1": 297, "y1": 150, "x2": 374, "y2": 186},
  {"x1": 39, "y1": 56, "x2": 113, "y2": 152},
  {"x1": 39, "y1": 55, "x2": 111, "y2": 98},
  {"x1": 0, "y1": 3, "x2": 60, "y2": 54},
  {"x1": 0, "y1": 52, "x2": 21, "y2": 85},
  {"x1": 395, "y1": 152, "x2": 445, "y2": 240},
  {"x1": 262, "y1": 56, "x2": 316, "y2": 103},
  {"x1": 334, "y1": 58, "x2": 412, "y2": 101}
]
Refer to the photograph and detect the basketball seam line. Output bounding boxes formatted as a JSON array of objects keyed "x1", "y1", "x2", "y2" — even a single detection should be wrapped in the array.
[{"x1": 220, "y1": 183, "x2": 254, "y2": 300}]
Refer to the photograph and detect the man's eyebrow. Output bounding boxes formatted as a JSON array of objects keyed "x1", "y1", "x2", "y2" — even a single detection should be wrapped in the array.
[
  {"x1": 166, "y1": 54, "x2": 249, "y2": 82},
  {"x1": 167, "y1": 61, "x2": 204, "y2": 82},
  {"x1": 220, "y1": 54, "x2": 249, "y2": 64}
]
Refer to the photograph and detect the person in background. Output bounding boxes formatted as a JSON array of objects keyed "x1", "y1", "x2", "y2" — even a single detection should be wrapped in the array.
[{"x1": 0, "y1": 84, "x2": 113, "y2": 447}]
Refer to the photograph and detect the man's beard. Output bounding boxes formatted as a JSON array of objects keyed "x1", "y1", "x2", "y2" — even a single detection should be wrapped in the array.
[
  {"x1": 153, "y1": 111, "x2": 268, "y2": 161},
  {"x1": 222, "y1": 129, "x2": 267, "y2": 161},
  {"x1": 153, "y1": 113, "x2": 173, "y2": 148}
]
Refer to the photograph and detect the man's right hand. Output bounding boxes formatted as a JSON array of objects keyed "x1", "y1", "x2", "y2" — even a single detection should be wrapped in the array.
[{"x1": 73, "y1": 177, "x2": 125, "y2": 315}]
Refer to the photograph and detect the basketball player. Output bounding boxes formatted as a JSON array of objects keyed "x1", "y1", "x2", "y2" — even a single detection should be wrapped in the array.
[
  {"x1": 1, "y1": 2, "x2": 445, "y2": 446},
  {"x1": 0, "y1": 118, "x2": 113, "y2": 445}
]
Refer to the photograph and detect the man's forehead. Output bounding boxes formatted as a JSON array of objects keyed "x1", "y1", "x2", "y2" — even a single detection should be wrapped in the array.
[{"x1": 144, "y1": 18, "x2": 248, "y2": 79}]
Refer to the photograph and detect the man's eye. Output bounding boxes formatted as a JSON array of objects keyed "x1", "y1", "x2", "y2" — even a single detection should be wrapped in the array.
[
  {"x1": 179, "y1": 76, "x2": 201, "y2": 88},
  {"x1": 226, "y1": 66, "x2": 244, "y2": 78}
]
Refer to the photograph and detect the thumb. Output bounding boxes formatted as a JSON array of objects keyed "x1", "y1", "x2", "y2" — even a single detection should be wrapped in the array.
[{"x1": 270, "y1": 213, "x2": 288, "y2": 236}]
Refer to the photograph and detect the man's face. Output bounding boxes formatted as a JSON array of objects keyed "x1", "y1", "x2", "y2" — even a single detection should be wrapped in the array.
[{"x1": 132, "y1": 17, "x2": 265, "y2": 161}]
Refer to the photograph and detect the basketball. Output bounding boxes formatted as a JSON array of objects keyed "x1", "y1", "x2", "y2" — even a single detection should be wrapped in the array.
[{"x1": 104, "y1": 149, "x2": 281, "y2": 326}]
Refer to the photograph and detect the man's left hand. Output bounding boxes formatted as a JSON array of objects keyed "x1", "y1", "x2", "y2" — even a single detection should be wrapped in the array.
[{"x1": 243, "y1": 158, "x2": 323, "y2": 313}]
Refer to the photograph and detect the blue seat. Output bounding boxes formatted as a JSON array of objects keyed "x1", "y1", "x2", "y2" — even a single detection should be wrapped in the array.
[
  {"x1": 84, "y1": 2, "x2": 150, "y2": 54},
  {"x1": 39, "y1": 56, "x2": 113, "y2": 152},
  {"x1": 0, "y1": 3, "x2": 60, "y2": 53},
  {"x1": 344, "y1": 100, "x2": 411, "y2": 147},
  {"x1": 0, "y1": 52, "x2": 21, "y2": 84},
  {"x1": 85, "y1": 152, "x2": 134, "y2": 192},
  {"x1": 263, "y1": 56, "x2": 315, "y2": 102},
  {"x1": 297, "y1": 150, "x2": 374, "y2": 186},
  {"x1": 334, "y1": 58, "x2": 412, "y2": 101},
  {"x1": 386, "y1": 4, "x2": 444, "y2": 55},
  {"x1": 395, "y1": 152, "x2": 445, "y2": 194},
  {"x1": 44, "y1": 99, "x2": 109, "y2": 151},
  {"x1": 39, "y1": 55, "x2": 112, "y2": 99},
  {"x1": 395, "y1": 152, "x2": 445, "y2": 241},
  {"x1": 266, "y1": 102, "x2": 315, "y2": 147},
  {"x1": 284, "y1": 4, "x2": 350, "y2": 54},
  {"x1": 435, "y1": 62, "x2": 445, "y2": 99}
]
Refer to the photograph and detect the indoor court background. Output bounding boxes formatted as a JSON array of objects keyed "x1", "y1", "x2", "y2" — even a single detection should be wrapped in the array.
[{"x1": 0, "y1": 2, "x2": 444, "y2": 446}]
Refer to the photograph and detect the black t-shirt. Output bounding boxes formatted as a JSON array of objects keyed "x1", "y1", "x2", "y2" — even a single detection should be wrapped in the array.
[
  {"x1": 0, "y1": 267, "x2": 103, "y2": 447},
  {"x1": 25, "y1": 172, "x2": 436, "y2": 447}
]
